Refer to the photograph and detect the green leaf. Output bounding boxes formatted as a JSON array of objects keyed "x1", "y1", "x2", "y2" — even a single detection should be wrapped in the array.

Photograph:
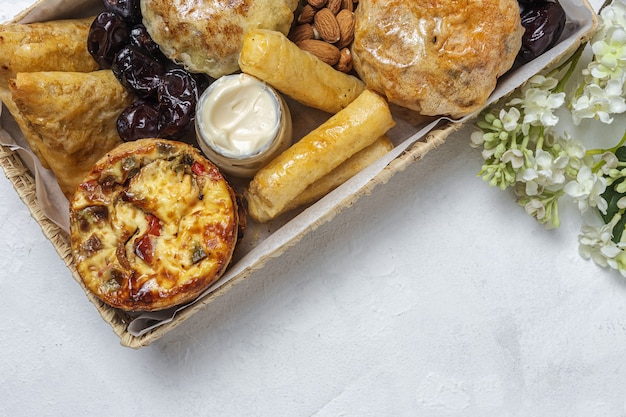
[
  {"x1": 614, "y1": 216, "x2": 626, "y2": 243},
  {"x1": 615, "y1": 146, "x2": 626, "y2": 162},
  {"x1": 602, "y1": 177, "x2": 626, "y2": 242}
]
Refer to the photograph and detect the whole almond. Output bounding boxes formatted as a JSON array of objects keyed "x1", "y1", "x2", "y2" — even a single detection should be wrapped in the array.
[
  {"x1": 288, "y1": 23, "x2": 315, "y2": 43},
  {"x1": 327, "y1": 0, "x2": 342, "y2": 14},
  {"x1": 341, "y1": 0, "x2": 353, "y2": 12},
  {"x1": 297, "y1": 4, "x2": 318, "y2": 24},
  {"x1": 297, "y1": 39, "x2": 341, "y2": 66},
  {"x1": 314, "y1": 8, "x2": 341, "y2": 44},
  {"x1": 334, "y1": 47, "x2": 353, "y2": 73},
  {"x1": 335, "y1": 9, "x2": 355, "y2": 49},
  {"x1": 308, "y1": 0, "x2": 327, "y2": 7}
]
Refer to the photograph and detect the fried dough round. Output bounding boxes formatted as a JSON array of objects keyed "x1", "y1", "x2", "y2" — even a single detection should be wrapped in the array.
[
  {"x1": 141, "y1": 0, "x2": 298, "y2": 78},
  {"x1": 351, "y1": 0, "x2": 524, "y2": 118}
]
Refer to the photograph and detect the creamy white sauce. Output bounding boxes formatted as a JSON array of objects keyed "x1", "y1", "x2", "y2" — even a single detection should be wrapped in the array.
[{"x1": 197, "y1": 74, "x2": 280, "y2": 157}]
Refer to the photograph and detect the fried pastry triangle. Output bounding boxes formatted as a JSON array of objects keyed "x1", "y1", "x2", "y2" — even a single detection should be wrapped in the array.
[
  {"x1": 0, "y1": 16, "x2": 100, "y2": 169},
  {"x1": 0, "y1": 17, "x2": 98, "y2": 88},
  {"x1": 9, "y1": 70, "x2": 134, "y2": 199}
]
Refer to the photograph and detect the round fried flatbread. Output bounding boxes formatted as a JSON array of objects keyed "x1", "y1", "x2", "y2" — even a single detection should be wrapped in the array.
[
  {"x1": 141, "y1": 0, "x2": 298, "y2": 78},
  {"x1": 351, "y1": 0, "x2": 524, "y2": 118}
]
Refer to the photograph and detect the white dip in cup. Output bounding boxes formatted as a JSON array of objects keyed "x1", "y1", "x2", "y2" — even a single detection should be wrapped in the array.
[{"x1": 195, "y1": 73, "x2": 293, "y2": 178}]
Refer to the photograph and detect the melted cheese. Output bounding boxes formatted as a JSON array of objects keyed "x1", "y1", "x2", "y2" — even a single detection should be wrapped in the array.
[{"x1": 70, "y1": 139, "x2": 239, "y2": 312}]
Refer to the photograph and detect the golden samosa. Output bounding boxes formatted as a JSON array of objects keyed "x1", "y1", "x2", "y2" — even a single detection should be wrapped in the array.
[
  {"x1": 0, "y1": 17, "x2": 100, "y2": 168},
  {"x1": 9, "y1": 70, "x2": 134, "y2": 199},
  {"x1": 0, "y1": 17, "x2": 98, "y2": 87}
]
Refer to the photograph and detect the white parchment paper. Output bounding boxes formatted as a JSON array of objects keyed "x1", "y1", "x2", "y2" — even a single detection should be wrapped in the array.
[{"x1": 0, "y1": 0, "x2": 597, "y2": 336}]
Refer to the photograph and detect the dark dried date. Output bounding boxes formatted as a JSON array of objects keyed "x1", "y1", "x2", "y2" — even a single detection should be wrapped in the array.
[
  {"x1": 102, "y1": 0, "x2": 142, "y2": 24},
  {"x1": 117, "y1": 100, "x2": 162, "y2": 142},
  {"x1": 129, "y1": 24, "x2": 163, "y2": 57},
  {"x1": 157, "y1": 68, "x2": 199, "y2": 137},
  {"x1": 111, "y1": 45, "x2": 165, "y2": 99},
  {"x1": 516, "y1": 1, "x2": 566, "y2": 65},
  {"x1": 87, "y1": 11, "x2": 129, "y2": 68},
  {"x1": 99, "y1": 0, "x2": 210, "y2": 142}
]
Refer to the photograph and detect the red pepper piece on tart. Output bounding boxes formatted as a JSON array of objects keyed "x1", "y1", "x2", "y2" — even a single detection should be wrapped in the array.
[{"x1": 70, "y1": 138, "x2": 243, "y2": 312}]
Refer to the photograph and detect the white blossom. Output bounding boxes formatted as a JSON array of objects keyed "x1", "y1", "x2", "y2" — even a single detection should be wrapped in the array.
[
  {"x1": 524, "y1": 198, "x2": 546, "y2": 220},
  {"x1": 555, "y1": 133, "x2": 591, "y2": 172},
  {"x1": 571, "y1": 79, "x2": 626, "y2": 124},
  {"x1": 592, "y1": 26, "x2": 626, "y2": 71},
  {"x1": 564, "y1": 165, "x2": 608, "y2": 214},
  {"x1": 499, "y1": 107, "x2": 521, "y2": 132},
  {"x1": 519, "y1": 149, "x2": 568, "y2": 195},
  {"x1": 470, "y1": 130, "x2": 485, "y2": 148},
  {"x1": 579, "y1": 217, "x2": 624, "y2": 269},
  {"x1": 587, "y1": 59, "x2": 625, "y2": 81},
  {"x1": 481, "y1": 147, "x2": 497, "y2": 160},
  {"x1": 501, "y1": 148, "x2": 524, "y2": 169},
  {"x1": 597, "y1": 0, "x2": 626, "y2": 40},
  {"x1": 470, "y1": 0, "x2": 626, "y2": 277},
  {"x1": 509, "y1": 76, "x2": 565, "y2": 127},
  {"x1": 527, "y1": 74, "x2": 559, "y2": 90},
  {"x1": 562, "y1": 137, "x2": 587, "y2": 160},
  {"x1": 601, "y1": 151, "x2": 619, "y2": 175}
]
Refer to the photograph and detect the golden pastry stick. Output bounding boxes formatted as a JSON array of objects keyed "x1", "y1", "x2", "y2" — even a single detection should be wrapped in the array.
[
  {"x1": 245, "y1": 89, "x2": 395, "y2": 223},
  {"x1": 238, "y1": 28, "x2": 365, "y2": 114},
  {"x1": 283, "y1": 135, "x2": 394, "y2": 213},
  {"x1": 0, "y1": 17, "x2": 98, "y2": 87}
]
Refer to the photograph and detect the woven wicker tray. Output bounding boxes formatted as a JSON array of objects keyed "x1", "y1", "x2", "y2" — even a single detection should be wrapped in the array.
[{"x1": 0, "y1": 0, "x2": 598, "y2": 348}]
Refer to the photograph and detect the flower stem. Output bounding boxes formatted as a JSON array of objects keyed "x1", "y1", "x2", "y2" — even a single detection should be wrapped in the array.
[
  {"x1": 587, "y1": 129, "x2": 626, "y2": 155},
  {"x1": 554, "y1": 42, "x2": 587, "y2": 93},
  {"x1": 536, "y1": 126, "x2": 545, "y2": 151},
  {"x1": 600, "y1": 0, "x2": 613, "y2": 12}
]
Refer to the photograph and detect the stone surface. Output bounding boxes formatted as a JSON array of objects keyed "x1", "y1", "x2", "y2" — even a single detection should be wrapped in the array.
[{"x1": 1, "y1": 1, "x2": 625, "y2": 416}]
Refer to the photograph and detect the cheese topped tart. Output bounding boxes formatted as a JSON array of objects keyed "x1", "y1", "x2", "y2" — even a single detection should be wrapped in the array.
[{"x1": 70, "y1": 139, "x2": 243, "y2": 312}]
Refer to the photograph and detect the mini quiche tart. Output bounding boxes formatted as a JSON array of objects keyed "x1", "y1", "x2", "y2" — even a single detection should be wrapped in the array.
[{"x1": 69, "y1": 138, "x2": 243, "y2": 312}]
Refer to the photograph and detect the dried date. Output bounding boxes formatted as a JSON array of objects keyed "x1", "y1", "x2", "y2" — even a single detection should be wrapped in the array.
[
  {"x1": 156, "y1": 68, "x2": 199, "y2": 138},
  {"x1": 111, "y1": 45, "x2": 165, "y2": 99},
  {"x1": 102, "y1": 0, "x2": 142, "y2": 24},
  {"x1": 516, "y1": 0, "x2": 566, "y2": 65},
  {"x1": 117, "y1": 100, "x2": 162, "y2": 142},
  {"x1": 87, "y1": 11, "x2": 130, "y2": 68}
]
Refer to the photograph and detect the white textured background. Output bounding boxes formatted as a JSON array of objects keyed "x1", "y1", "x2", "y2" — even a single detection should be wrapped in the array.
[{"x1": 2, "y1": 1, "x2": 626, "y2": 416}]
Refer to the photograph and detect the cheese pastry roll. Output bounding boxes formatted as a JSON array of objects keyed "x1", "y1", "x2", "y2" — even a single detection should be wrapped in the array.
[
  {"x1": 239, "y1": 29, "x2": 365, "y2": 114},
  {"x1": 284, "y1": 135, "x2": 394, "y2": 212},
  {"x1": 245, "y1": 89, "x2": 395, "y2": 222}
]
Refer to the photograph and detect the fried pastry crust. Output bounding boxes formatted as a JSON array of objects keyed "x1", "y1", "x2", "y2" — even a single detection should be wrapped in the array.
[
  {"x1": 0, "y1": 17, "x2": 100, "y2": 168},
  {"x1": 239, "y1": 29, "x2": 365, "y2": 114},
  {"x1": 351, "y1": 0, "x2": 524, "y2": 118},
  {"x1": 141, "y1": 0, "x2": 298, "y2": 78},
  {"x1": 245, "y1": 89, "x2": 395, "y2": 223},
  {"x1": 0, "y1": 17, "x2": 98, "y2": 87},
  {"x1": 9, "y1": 70, "x2": 133, "y2": 199}
]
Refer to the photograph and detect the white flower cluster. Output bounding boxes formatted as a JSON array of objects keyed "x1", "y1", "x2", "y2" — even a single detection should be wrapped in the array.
[
  {"x1": 472, "y1": 0, "x2": 626, "y2": 277},
  {"x1": 471, "y1": 73, "x2": 606, "y2": 229},
  {"x1": 579, "y1": 214, "x2": 626, "y2": 276},
  {"x1": 571, "y1": 0, "x2": 626, "y2": 124}
]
